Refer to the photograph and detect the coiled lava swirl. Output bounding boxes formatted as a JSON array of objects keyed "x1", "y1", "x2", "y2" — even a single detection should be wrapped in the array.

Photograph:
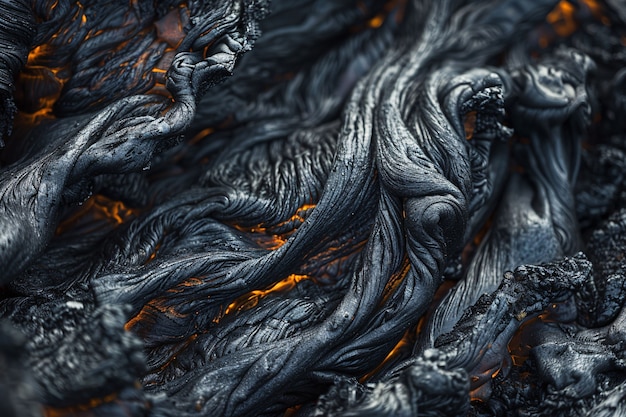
[{"x1": 1, "y1": 0, "x2": 626, "y2": 416}]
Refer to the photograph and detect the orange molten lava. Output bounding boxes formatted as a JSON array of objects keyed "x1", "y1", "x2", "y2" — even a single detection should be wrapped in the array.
[
  {"x1": 225, "y1": 274, "x2": 310, "y2": 315},
  {"x1": 44, "y1": 392, "x2": 119, "y2": 417},
  {"x1": 55, "y1": 195, "x2": 139, "y2": 235}
]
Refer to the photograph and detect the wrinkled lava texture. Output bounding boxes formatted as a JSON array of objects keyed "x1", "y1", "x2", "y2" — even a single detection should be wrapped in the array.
[{"x1": 1, "y1": 0, "x2": 626, "y2": 416}]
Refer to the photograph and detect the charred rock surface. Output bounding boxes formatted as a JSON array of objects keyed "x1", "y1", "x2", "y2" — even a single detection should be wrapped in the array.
[
  {"x1": 0, "y1": 321, "x2": 41, "y2": 417},
  {"x1": 1, "y1": 0, "x2": 626, "y2": 416},
  {"x1": 318, "y1": 254, "x2": 593, "y2": 417}
]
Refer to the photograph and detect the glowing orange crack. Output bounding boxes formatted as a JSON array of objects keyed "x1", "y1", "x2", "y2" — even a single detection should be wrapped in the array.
[{"x1": 225, "y1": 274, "x2": 310, "y2": 315}]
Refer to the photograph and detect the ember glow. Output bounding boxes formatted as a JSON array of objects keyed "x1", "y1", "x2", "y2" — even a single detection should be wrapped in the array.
[{"x1": 1, "y1": 0, "x2": 626, "y2": 416}]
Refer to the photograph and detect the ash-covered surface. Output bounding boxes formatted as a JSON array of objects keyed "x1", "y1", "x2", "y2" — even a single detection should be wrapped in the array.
[{"x1": 1, "y1": 0, "x2": 626, "y2": 416}]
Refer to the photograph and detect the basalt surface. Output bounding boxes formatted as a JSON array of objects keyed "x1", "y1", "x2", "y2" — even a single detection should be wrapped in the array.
[{"x1": 1, "y1": 1, "x2": 626, "y2": 416}]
